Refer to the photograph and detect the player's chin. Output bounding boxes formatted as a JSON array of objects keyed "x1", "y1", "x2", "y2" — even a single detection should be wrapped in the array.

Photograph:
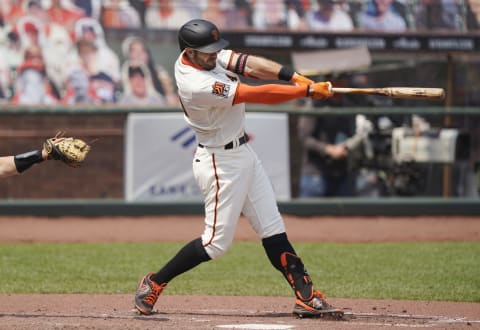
[{"x1": 204, "y1": 62, "x2": 216, "y2": 70}]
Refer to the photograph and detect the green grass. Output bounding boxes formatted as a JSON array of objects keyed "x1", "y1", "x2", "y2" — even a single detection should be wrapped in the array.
[{"x1": 0, "y1": 242, "x2": 478, "y2": 302}]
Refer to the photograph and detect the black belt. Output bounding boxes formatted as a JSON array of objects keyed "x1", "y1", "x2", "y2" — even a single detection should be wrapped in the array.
[{"x1": 198, "y1": 134, "x2": 249, "y2": 150}]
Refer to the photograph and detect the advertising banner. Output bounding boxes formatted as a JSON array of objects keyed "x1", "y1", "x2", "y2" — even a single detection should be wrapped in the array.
[
  {"x1": 221, "y1": 31, "x2": 480, "y2": 52},
  {"x1": 125, "y1": 113, "x2": 291, "y2": 202}
]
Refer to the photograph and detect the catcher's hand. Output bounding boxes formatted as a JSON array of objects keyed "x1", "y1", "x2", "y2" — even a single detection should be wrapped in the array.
[
  {"x1": 309, "y1": 81, "x2": 333, "y2": 100},
  {"x1": 43, "y1": 131, "x2": 91, "y2": 168}
]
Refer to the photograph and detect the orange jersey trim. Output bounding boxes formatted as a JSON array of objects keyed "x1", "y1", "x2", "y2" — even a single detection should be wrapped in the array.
[
  {"x1": 233, "y1": 83, "x2": 308, "y2": 105},
  {"x1": 181, "y1": 52, "x2": 205, "y2": 71}
]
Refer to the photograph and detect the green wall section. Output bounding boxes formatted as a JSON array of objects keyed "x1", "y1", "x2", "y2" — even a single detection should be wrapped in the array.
[{"x1": 0, "y1": 198, "x2": 479, "y2": 216}]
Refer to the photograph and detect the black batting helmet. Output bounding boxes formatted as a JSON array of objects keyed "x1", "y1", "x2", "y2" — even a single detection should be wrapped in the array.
[{"x1": 178, "y1": 19, "x2": 229, "y2": 53}]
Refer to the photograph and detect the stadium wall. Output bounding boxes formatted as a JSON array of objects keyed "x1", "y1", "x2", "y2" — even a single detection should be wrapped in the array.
[{"x1": 0, "y1": 107, "x2": 479, "y2": 216}]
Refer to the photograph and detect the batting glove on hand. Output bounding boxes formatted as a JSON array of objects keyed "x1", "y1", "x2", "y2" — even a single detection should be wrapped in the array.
[
  {"x1": 290, "y1": 73, "x2": 314, "y2": 87},
  {"x1": 309, "y1": 81, "x2": 333, "y2": 100}
]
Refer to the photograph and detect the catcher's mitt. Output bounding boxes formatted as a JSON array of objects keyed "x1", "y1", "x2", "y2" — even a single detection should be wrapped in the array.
[{"x1": 43, "y1": 131, "x2": 91, "y2": 168}]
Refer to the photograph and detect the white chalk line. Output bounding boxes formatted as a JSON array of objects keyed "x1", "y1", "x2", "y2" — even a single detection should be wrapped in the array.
[{"x1": 343, "y1": 312, "x2": 480, "y2": 328}]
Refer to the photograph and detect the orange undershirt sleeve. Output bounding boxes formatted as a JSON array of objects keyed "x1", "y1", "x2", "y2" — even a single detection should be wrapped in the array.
[{"x1": 233, "y1": 83, "x2": 309, "y2": 105}]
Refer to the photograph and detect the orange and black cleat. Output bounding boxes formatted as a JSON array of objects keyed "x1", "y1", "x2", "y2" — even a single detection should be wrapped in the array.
[
  {"x1": 293, "y1": 290, "x2": 344, "y2": 320},
  {"x1": 134, "y1": 273, "x2": 166, "y2": 315}
]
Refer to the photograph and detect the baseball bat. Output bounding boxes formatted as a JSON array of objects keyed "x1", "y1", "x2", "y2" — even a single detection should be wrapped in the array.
[{"x1": 331, "y1": 87, "x2": 445, "y2": 100}]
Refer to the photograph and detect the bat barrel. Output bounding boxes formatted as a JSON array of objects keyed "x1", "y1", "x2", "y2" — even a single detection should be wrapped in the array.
[{"x1": 331, "y1": 87, "x2": 445, "y2": 100}]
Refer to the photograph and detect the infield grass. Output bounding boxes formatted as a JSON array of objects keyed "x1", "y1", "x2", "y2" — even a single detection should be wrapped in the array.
[{"x1": 0, "y1": 242, "x2": 478, "y2": 302}]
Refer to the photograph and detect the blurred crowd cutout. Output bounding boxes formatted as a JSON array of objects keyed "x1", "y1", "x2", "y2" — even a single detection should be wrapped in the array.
[
  {"x1": 95, "y1": 0, "x2": 479, "y2": 32},
  {"x1": 0, "y1": 0, "x2": 478, "y2": 105}
]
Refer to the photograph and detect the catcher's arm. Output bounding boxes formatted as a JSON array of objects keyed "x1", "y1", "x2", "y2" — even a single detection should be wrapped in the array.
[
  {"x1": 1, "y1": 146, "x2": 50, "y2": 179},
  {"x1": 0, "y1": 156, "x2": 24, "y2": 178},
  {"x1": 1, "y1": 132, "x2": 90, "y2": 179}
]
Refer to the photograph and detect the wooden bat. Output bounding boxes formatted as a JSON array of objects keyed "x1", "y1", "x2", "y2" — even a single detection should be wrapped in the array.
[{"x1": 331, "y1": 87, "x2": 445, "y2": 100}]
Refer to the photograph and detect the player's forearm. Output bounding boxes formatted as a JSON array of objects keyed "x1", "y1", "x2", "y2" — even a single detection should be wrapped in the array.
[
  {"x1": 243, "y1": 55, "x2": 283, "y2": 80},
  {"x1": 228, "y1": 52, "x2": 316, "y2": 88},
  {"x1": 0, "y1": 146, "x2": 50, "y2": 178},
  {"x1": 233, "y1": 83, "x2": 308, "y2": 105},
  {"x1": 0, "y1": 156, "x2": 20, "y2": 178},
  {"x1": 228, "y1": 53, "x2": 290, "y2": 81}
]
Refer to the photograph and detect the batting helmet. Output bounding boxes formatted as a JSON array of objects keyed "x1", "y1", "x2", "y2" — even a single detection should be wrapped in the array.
[{"x1": 178, "y1": 19, "x2": 229, "y2": 53}]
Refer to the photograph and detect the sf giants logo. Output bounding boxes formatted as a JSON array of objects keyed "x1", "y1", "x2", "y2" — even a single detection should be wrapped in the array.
[{"x1": 212, "y1": 81, "x2": 230, "y2": 98}]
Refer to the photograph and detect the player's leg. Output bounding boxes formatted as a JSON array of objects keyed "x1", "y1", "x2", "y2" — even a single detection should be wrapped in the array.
[
  {"x1": 264, "y1": 236, "x2": 343, "y2": 318},
  {"x1": 135, "y1": 148, "x2": 249, "y2": 314},
  {"x1": 134, "y1": 237, "x2": 210, "y2": 315},
  {"x1": 196, "y1": 148, "x2": 252, "y2": 259},
  {"x1": 242, "y1": 147, "x2": 343, "y2": 318},
  {"x1": 134, "y1": 147, "x2": 217, "y2": 315}
]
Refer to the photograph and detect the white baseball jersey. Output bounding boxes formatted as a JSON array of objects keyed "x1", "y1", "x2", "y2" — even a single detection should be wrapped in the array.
[
  {"x1": 174, "y1": 49, "x2": 285, "y2": 259},
  {"x1": 175, "y1": 49, "x2": 245, "y2": 147}
]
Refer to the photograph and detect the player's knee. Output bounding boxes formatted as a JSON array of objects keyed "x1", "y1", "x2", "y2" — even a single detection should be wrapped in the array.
[{"x1": 203, "y1": 242, "x2": 230, "y2": 259}]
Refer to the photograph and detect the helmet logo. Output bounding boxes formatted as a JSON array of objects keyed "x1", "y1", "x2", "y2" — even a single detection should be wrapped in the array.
[{"x1": 211, "y1": 29, "x2": 219, "y2": 41}]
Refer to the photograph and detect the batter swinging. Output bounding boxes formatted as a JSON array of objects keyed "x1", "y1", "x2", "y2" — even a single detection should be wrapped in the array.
[{"x1": 134, "y1": 19, "x2": 343, "y2": 319}]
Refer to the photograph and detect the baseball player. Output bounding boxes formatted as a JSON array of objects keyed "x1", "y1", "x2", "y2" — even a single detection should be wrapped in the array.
[{"x1": 135, "y1": 19, "x2": 343, "y2": 319}]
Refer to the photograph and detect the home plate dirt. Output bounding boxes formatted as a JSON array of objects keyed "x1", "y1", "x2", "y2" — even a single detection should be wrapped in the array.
[
  {"x1": 0, "y1": 294, "x2": 478, "y2": 330},
  {"x1": 0, "y1": 215, "x2": 479, "y2": 329}
]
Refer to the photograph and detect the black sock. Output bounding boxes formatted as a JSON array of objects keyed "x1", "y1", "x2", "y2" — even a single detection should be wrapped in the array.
[
  {"x1": 151, "y1": 237, "x2": 211, "y2": 285},
  {"x1": 262, "y1": 232, "x2": 297, "y2": 272}
]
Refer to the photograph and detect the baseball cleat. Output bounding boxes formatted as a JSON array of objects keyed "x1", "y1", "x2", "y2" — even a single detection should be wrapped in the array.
[
  {"x1": 134, "y1": 273, "x2": 166, "y2": 315},
  {"x1": 293, "y1": 290, "x2": 344, "y2": 320}
]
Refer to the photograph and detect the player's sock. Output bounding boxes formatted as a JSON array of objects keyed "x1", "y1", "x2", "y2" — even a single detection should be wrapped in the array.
[{"x1": 151, "y1": 237, "x2": 211, "y2": 284}]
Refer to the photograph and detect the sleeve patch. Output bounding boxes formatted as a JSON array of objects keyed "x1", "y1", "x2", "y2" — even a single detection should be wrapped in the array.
[{"x1": 212, "y1": 81, "x2": 230, "y2": 98}]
